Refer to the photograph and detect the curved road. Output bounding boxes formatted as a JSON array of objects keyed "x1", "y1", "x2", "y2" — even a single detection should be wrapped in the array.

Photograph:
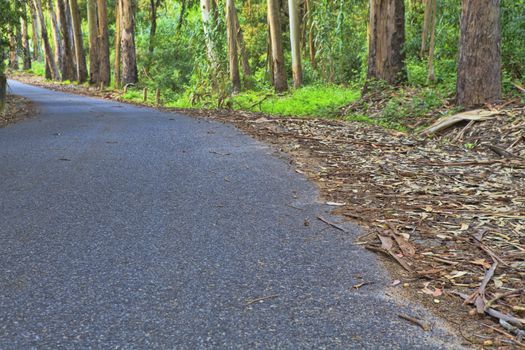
[{"x1": 1, "y1": 81, "x2": 459, "y2": 349}]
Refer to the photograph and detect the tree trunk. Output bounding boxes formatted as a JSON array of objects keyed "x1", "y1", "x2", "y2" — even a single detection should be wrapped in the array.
[
  {"x1": 233, "y1": 8, "x2": 251, "y2": 79},
  {"x1": 57, "y1": 0, "x2": 76, "y2": 81},
  {"x1": 427, "y1": 0, "x2": 437, "y2": 82},
  {"x1": 0, "y1": 74, "x2": 6, "y2": 113},
  {"x1": 226, "y1": 0, "x2": 241, "y2": 93},
  {"x1": 69, "y1": 0, "x2": 87, "y2": 82},
  {"x1": 34, "y1": 0, "x2": 60, "y2": 79},
  {"x1": 29, "y1": 2, "x2": 41, "y2": 61},
  {"x1": 8, "y1": 28, "x2": 19, "y2": 70},
  {"x1": 200, "y1": 0, "x2": 218, "y2": 74},
  {"x1": 96, "y1": 0, "x2": 111, "y2": 86},
  {"x1": 456, "y1": 0, "x2": 501, "y2": 107},
  {"x1": 64, "y1": 0, "x2": 76, "y2": 69},
  {"x1": 149, "y1": 0, "x2": 161, "y2": 54},
  {"x1": 120, "y1": 0, "x2": 138, "y2": 85},
  {"x1": 87, "y1": 0, "x2": 99, "y2": 84},
  {"x1": 267, "y1": 0, "x2": 287, "y2": 93},
  {"x1": 367, "y1": 0, "x2": 406, "y2": 85},
  {"x1": 48, "y1": 0, "x2": 63, "y2": 77},
  {"x1": 288, "y1": 0, "x2": 302, "y2": 88},
  {"x1": 420, "y1": 0, "x2": 432, "y2": 57},
  {"x1": 21, "y1": 16, "x2": 32, "y2": 70},
  {"x1": 114, "y1": 0, "x2": 121, "y2": 88},
  {"x1": 305, "y1": 0, "x2": 316, "y2": 70}
]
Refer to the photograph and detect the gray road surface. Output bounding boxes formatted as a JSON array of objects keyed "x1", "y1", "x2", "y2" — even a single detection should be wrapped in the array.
[{"x1": 0, "y1": 80, "x2": 461, "y2": 349}]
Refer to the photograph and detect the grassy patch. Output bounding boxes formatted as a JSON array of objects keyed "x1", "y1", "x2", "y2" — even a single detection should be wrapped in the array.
[{"x1": 232, "y1": 85, "x2": 360, "y2": 117}]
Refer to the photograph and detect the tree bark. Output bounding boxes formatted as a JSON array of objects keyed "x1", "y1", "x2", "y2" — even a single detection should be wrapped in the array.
[
  {"x1": 149, "y1": 0, "x2": 161, "y2": 54},
  {"x1": 64, "y1": 0, "x2": 76, "y2": 68},
  {"x1": 0, "y1": 74, "x2": 6, "y2": 113},
  {"x1": 267, "y1": 0, "x2": 288, "y2": 93},
  {"x1": 87, "y1": 0, "x2": 99, "y2": 84},
  {"x1": 200, "y1": 0, "x2": 218, "y2": 74},
  {"x1": 114, "y1": 0, "x2": 121, "y2": 88},
  {"x1": 426, "y1": 0, "x2": 437, "y2": 82},
  {"x1": 233, "y1": 8, "x2": 251, "y2": 79},
  {"x1": 456, "y1": 0, "x2": 501, "y2": 107},
  {"x1": 29, "y1": 2, "x2": 41, "y2": 61},
  {"x1": 96, "y1": 0, "x2": 111, "y2": 86},
  {"x1": 69, "y1": 0, "x2": 87, "y2": 82},
  {"x1": 288, "y1": 0, "x2": 302, "y2": 88},
  {"x1": 48, "y1": 0, "x2": 63, "y2": 77},
  {"x1": 57, "y1": 0, "x2": 76, "y2": 81},
  {"x1": 120, "y1": 0, "x2": 138, "y2": 85},
  {"x1": 8, "y1": 28, "x2": 19, "y2": 70},
  {"x1": 367, "y1": 0, "x2": 407, "y2": 85},
  {"x1": 305, "y1": 0, "x2": 316, "y2": 70},
  {"x1": 226, "y1": 0, "x2": 241, "y2": 93},
  {"x1": 34, "y1": 0, "x2": 60, "y2": 79},
  {"x1": 21, "y1": 16, "x2": 32, "y2": 70}
]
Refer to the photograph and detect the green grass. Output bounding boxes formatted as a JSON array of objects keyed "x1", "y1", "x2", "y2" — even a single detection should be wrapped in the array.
[
  {"x1": 159, "y1": 84, "x2": 360, "y2": 118},
  {"x1": 26, "y1": 60, "x2": 46, "y2": 77},
  {"x1": 231, "y1": 85, "x2": 360, "y2": 117}
]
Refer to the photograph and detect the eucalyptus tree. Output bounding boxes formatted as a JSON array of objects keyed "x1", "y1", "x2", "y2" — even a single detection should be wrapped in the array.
[
  {"x1": 57, "y1": 0, "x2": 76, "y2": 80},
  {"x1": 226, "y1": 0, "x2": 241, "y2": 92},
  {"x1": 87, "y1": 0, "x2": 99, "y2": 84},
  {"x1": 267, "y1": 0, "x2": 287, "y2": 92},
  {"x1": 33, "y1": 0, "x2": 60, "y2": 79},
  {"x1": 288, "y1": 0, "x2": 302, "y2": 88},
  {"x1": 97, "y1": 0, "x2": 111, "y2": 86},
  {"x1": 367, "y1": 0, "x2": 407, "y2": 85},
  {"x1": 456, "y1": 0, "x2": 502, "y2": 107},
  {"x1": 121, "y1": 0, "x2": 138, "y2": 84},
  {"x1": 69, "y1": 0, "x2": 88, "y2": 82}
]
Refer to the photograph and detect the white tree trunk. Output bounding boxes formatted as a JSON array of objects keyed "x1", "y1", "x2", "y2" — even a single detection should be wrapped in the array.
[{"x1": 288, "y1": 0, "x2": 302, "y2": 88}]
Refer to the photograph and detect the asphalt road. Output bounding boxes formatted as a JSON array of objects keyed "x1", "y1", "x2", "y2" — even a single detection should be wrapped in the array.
[{"x1": 0, "y1": 80, "x2": 460, "y2": 349}]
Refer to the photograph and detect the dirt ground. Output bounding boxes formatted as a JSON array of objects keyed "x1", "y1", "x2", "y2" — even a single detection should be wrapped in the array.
[
  {"x1": 10, "y1": 72, "x2": 525, "y2": 348},
  {"x1": 0, "y1": 94, "x2": 33, "y2": 128}
]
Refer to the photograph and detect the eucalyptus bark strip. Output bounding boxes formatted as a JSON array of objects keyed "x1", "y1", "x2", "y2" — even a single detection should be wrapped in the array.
[
  {"x1": 69, "y1": 0, "x2": 88, "y2": 82},
  {"x1": 226, "y1": 0, "x2": 241, "y2": 92},
  {"x1": 121, "y1": 0, "x2": 138, "y2": 85},
  {"x1": 267, "y1": 0, "x2": 288, "y2": 92},
  {"x1": 33, "y1": 0, "x2": 60, "y2": 79},
  {"x1": 367, "y1": 0, "x2": 407, "y2": 85},
  {"x1": 288, "y1": 0, "x2": 302, "y2": 88},
  {"x1": 96, "y1": 0, "x2": 111, "y2": 86},
  {"x1": 87, "y1": 0, "x2": 99, "y2": 84}
]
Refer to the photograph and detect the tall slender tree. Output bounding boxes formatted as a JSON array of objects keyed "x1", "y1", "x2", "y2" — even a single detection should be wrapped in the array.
[
  {"x1": 120, "y1": 0, "x2": 138, "y2": 84},
  {"x1": 47, "y1": 0, "x2": 63, "y2": 77},
  {"x1": 226, "y1": 0, "x2": 241, "y2": 92},
  {"x1": 367, "y1": 0, "x2": 406, "y2": 85},
  {"x1": 233, "y1": 8, "x2": 251, "y2": 79},
  {"x1": 114, "y1": 0, "x2": 121, "y2": 87},
  {"x1": 149, "y1": 0, "x2": 161, "y2": 54},
  {"x1": 29, "y1": 1, "x2": 41, "y2": 61},
  {"x1": 288, "y1": 0, "x2": 302, "y2": 88},
  {"x1": 33, "y1": 0, "x2": 59, "y2": 79},
  {"x1": 69, "y1": 0, "x2": 87, "y2": 82},
  {"x1": 21, "y1": 15, "x2": 32, "y2": 70},
  {"x1": 8, "y1": 27, "x2": 19, "y2": 70},
  {"x1": 456, "y1": 0, "x2": 501, "y2": 107},
  {"x1": 200, "y1": 0, "x2": 218, "y2": 74},
  {"x1": 87, "y1": 0, "x2": 99, "y2": 84},
  {"x1": 267, "y1": 0, "x2": 287, "y2": 92},
  {"x1": 96, "y1": 0, "x2": 110, "y2": 86},
  {"x1": 57, "y1": 0, "x2": 76, "y2": 81}
]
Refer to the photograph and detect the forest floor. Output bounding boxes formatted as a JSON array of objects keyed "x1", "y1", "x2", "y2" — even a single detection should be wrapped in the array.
[
  {"x1": 9, "y1": 71, "x2": 525, "y2": 348},
  {"x1": 0, "y1": 94, "x2": 34, "y2": 128}
]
